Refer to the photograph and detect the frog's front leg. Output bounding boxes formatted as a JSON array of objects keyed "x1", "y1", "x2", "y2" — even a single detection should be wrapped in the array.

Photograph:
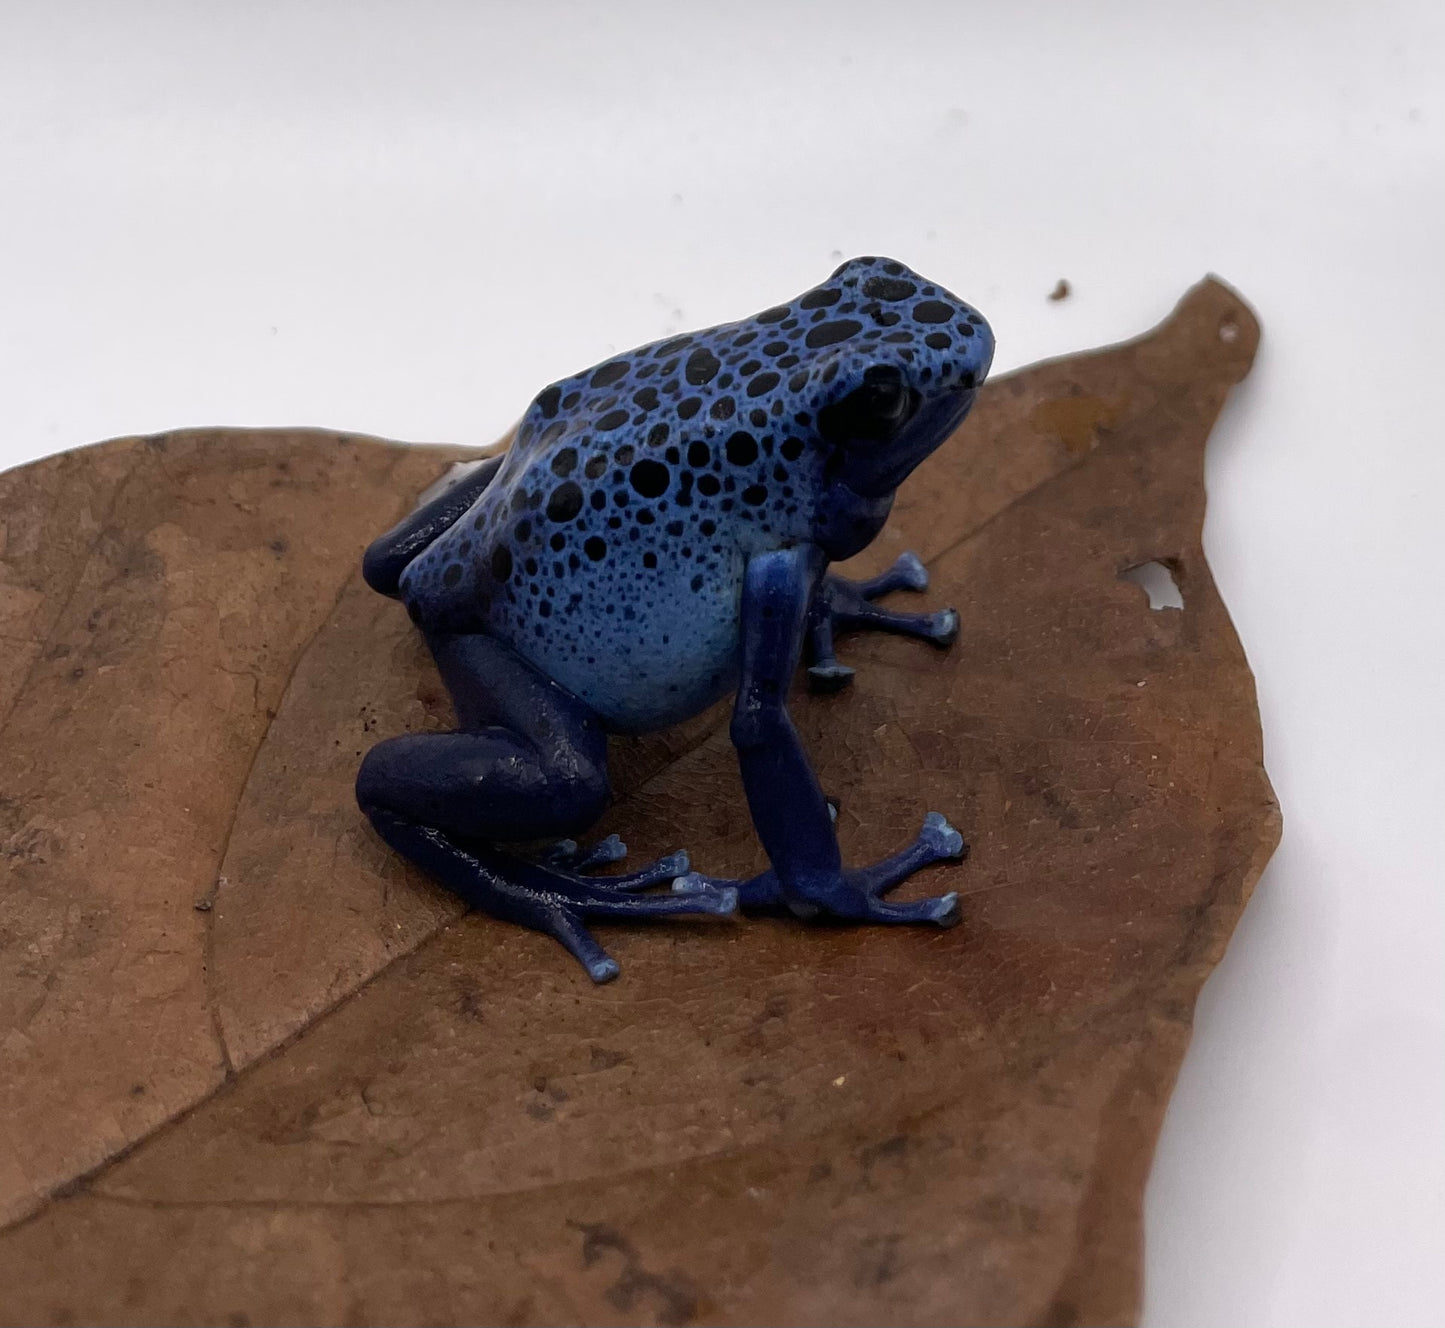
[
  {"x1": 356, "y1": 633, "x2": 736, "y2": 983},
  {"x1": 705, "y1": 545, "x2": 964, "y2": 924},
  {"x1": 805, "y1": 551, "x2": 959, "y2": 693}
]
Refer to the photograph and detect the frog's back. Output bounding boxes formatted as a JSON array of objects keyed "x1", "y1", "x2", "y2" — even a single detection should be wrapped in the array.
[
  {"x1": 400, "y1": 315, "x2": 828, "y2": 729},
  {"x1": 399, "y1": 258, "x2": 985, "y2": 731}
]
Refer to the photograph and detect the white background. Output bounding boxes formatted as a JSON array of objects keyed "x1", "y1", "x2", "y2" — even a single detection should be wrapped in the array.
[{"x1": 2, "y1": 3, "x2": 1442, "y2": 1323}]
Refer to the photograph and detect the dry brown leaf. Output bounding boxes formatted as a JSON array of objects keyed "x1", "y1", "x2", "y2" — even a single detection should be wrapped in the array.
[{"x1": 0, "y1": 278, "x2": 1278, "y2": 1326}]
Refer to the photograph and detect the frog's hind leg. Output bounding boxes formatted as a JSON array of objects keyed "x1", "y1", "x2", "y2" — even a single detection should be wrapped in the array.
[
  {"x1": 362, "y1": 453, "x2": 505, "y2": 597},
  {"x1": 806, "y1": 551, "x2": 959, "y2": 693},
  {"x1": 363, "y1": 812, "x2": 733, "y2": 982},
  {"x1": 356, "y1": 632, "x2": 736, "y2": 982}
]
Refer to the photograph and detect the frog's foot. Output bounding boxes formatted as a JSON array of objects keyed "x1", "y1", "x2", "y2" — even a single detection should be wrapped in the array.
[
  {"x1": 848, "y1": 811, "x2": 967, "y2": 902},
  {"x1": 367, "y1": 811, "x2": 735, "y2": 983},
  {"x1": 806, "y1": 552, "x2": 958, "y2": 693},
  {"x1": 674, "y1": 812, "x2": 966, "y2": 924}
]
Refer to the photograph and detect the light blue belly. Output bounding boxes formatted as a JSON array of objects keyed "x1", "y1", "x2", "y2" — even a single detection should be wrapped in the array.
[{"x1": 502, "y1": 562, "x2": 745, "y2": 734}]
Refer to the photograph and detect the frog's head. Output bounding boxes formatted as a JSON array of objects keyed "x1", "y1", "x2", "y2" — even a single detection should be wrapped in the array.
[{"x1": 799, "y1": 257, "x2": 994, "y2": 503}]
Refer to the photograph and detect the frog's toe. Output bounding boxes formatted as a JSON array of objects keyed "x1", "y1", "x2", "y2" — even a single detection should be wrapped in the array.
[
  {"x1": 842, "y1": 551, "x2": 930, "y2": 599},
  {"x1": 791, "y1": 876, "x2": 961, "y2": 926},
  {"x1": 826, "y1": 599, "x2": 960, "y2": 652},
  {"x1": 868, "y1": 891, "x2": 961, "y2": 927},
  {"x1": 808, "y1": 660, "x2": 856, "y2": 693},
  {"x1": 544, "y1": 833, "x2": 629, "y2": 872},
  {"x1": 543, "y1": 838, "x2": 580, "y2": 866},
  {"x1": 520, "y1": 900, "x2": 623, "y2": 984},
  {"x1": 603, "y1": 849, "x2": 689, "y2": 890},
  {"x1": 585, "y1": 952, "x2": 622, "y2": 984},
  {"x1": 574, "y1": 833, "x2": 628, "y2": 870},
  {"x1": 675, "y1": 868, "x2": 784, "y2": 911},
  {"x1": 920, "y1": 810, "x2": 966, "y2": 859},
  {"x1": 928, "y1": 608, "x2": 960, "y2": 647},
  {"x1": 578, "y1": 877, "x2": 737, "y2": 919},
  {"x1": 692, "y1": 884, "x2": 740, "y2": 916},
  {"x1": 888, "y1": 550, "x2": 930, "y2": 594}
]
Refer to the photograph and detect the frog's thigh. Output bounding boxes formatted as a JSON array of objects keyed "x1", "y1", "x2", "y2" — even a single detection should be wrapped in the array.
[{"x1": 356, "y1": 632, "x2": 609, "y2": 840}]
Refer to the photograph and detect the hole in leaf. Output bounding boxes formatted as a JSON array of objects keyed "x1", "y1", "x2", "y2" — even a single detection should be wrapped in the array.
[
  {"x1": 1218, "y1": 318, "x2": 1240, "y2": 344},
  {"x1": 1120, "y1": 560, "x2": 1184, "y2": 611}
]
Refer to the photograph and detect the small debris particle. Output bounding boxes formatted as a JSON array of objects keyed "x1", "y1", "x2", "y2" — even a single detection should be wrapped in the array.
[
  {"x1": 193, "y1": 899, "x2": 212, "y2": 912},
  {"x1": 832, "y1": 1075, "x2": 847, "y2": 1087},
  {"x1": 1048, "y1": 279, "x2": 1072, "y2": 302}
]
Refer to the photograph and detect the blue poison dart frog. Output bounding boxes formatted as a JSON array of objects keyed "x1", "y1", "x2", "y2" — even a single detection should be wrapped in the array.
[{"x1": 357, "y1": 257, "x2": 995, "y2": 981}]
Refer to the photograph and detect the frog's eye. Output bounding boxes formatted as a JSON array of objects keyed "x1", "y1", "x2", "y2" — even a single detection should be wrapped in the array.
[
  {"x1": 860, "y1": 365, "x2": 911, "y2": 424},
  {"x1": 818, "y1": 365, "x2": 917, "y2": 444}
]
